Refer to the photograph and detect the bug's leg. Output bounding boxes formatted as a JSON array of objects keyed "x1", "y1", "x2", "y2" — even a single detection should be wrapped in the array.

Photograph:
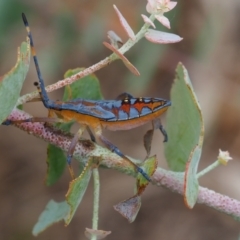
[
  {"x1": 94, "y1": 125, "x2": 151, "y2": 182},
  {"x1": 66, "y1": 125, "x2": 86, "y2": 179},
  {"x1": 143, "y1": 118, "x2": 168, "y2": 158},
  {"x1": 153, "y1": 118, "x2": 168, "y2": 142},
  {"x1": 86, "y1": 126, "x2": 96, "y2": 142},
  {"x1": 151, "y1": 118, "x2": 168, "y2": 142},
  {"x1": 87, "y1": 127, "x2": 106, "y2": 169},
  {"x1": 3, "y1": 109, "x2": 62, "y2": 126},
  {"x1": 2, "y1": 117, "x2": 60, "y2": 126},
  {"x1": 159, "y1": 124, "x2": 168, "y2": 142},
  {"x1": 43, "y1": 109, "x2": 58, "y2": 128},
  {"x1": 86, "y1": 127, "x2": 104, "y2": 168},
  {"x1": 116, "y1": 92, "x2": 134, "y2": 100}
]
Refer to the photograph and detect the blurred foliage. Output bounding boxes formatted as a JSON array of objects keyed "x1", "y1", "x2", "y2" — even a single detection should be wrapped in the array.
[
  {"x1": 1, "y1": 0, "x2": 240, "y2": 239},
  {"x1": 0, "y1": 40, "x2": 30, "y2": 124}
]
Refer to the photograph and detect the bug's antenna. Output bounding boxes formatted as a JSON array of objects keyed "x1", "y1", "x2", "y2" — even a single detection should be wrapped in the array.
[{"x1": 22, "y1": 13, "x2": 51, "y2": 108}]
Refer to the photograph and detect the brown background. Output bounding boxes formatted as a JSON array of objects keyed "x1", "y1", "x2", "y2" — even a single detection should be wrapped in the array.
[{"x1": 0, "y1": 0, "x2": 240, "y2": 239}]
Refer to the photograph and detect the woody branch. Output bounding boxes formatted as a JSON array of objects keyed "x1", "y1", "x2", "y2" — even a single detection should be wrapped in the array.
[{"x1": 8, "y1": 108, "x2": 240, "y2": 220}]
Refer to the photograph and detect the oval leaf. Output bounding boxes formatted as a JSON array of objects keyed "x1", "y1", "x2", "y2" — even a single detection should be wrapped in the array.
[
  {"x1": 107, "y1": 31, "x2": 123, "y2": 48},
  {"x1": 32, "y1": 200, "x2": 70, "y2": 236},
  {"x1": 141, "y1": 14, "x2": 156, "y2": 29},
  {"x1": 63, "y1": 68, "x2": 104, "y2": 100},
  {"x1": 184, "y1": 145, "x2": 201, "y2": 208},
  {"x1": 0, "y1": 39, "x2": 30, "y2": 124},
  {"x1": 136, "y1": 155, "x2": 157, "y2": 195},
  {"x1": 155, "y1": 15, "x2": 171, "y2": 29},
  {"x1": 145, "y1": 29, "x2": 183, "y2": 44},
  {"x1": 164, "y1": 63, "x2": 204, "y2": 171},
  {"x1": 45, "y1": 144, "x2": 67, "y2": 186},
  {"x1": 113, "y1": 5, "x2": 135, "y2": 40},
  {"x1": 65, "y1": 159, "x2": 92, "y2": 225},
  {"x1": 103, "y1": 42, "x2": 140, "y2": 76}
]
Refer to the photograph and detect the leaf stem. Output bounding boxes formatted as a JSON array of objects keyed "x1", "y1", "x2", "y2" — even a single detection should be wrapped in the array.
[
  {"x1": 117, "y1": 13, "x2": 155, "y2": 54},
  {"x1": 91, "y1": 168, "x2": 100, "y2": 240},
  {"x1": 197, "y1": 160, "x2": 220, "y2": 179},
  {"x1": 16, "y1": 14, "x2": 155, "y2": 107}
]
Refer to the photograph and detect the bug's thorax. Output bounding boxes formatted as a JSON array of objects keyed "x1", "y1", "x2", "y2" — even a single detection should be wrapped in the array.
[{"x1": 52, "y1": 108, "x2": 101, "y2": 128}]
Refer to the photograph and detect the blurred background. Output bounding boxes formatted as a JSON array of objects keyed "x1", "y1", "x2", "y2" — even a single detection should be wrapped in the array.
[{"x1": 1, "y1": 0, "x2": 240, "y2": 239}]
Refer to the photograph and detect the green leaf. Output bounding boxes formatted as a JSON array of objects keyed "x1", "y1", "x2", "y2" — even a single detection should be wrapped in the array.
[
  {"x1": 114, "y1": 156, "x2": 157, "y2": 223},
  {"x1": 136, "y1": 155, "x2": 157, "y2": 195},
  {"x1": 33, "y1": 160, "x2": 93, "y2": 235},
  {"x1": 45, "y1": 124, "x2": 72, "y2": 185},
  {"x1": 0, "y1": 39, "x2": 30, "y2": 124},
  {"x1": 32, "y1": 200, "x2": 70, "y2": 236},
  {"x1": 164, "y1": 63, "x2": 204, "y2": 171},
  {"x1": 45, "y1": 144, "x2": 67, "y2": 186},
  {"x1": 65, "y1": 159, "x2": 92, "y2": 225},
  {"x1": 63, "y1": 68, "x2": 103, "y2": 100},
  {"x1": 184, "y1": 145, "x2": 201, "y2": 208}
]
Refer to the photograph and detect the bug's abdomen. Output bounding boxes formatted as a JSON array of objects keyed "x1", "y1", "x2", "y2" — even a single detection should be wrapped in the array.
[
  {"x1": 102, "y1": 97, "x2": 170, "y2": 121},
  {"x1": 100, "y1": 97, "x2": 171, "y2": 131}
]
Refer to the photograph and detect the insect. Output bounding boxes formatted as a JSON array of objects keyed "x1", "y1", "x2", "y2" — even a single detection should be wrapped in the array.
[{"x1": 4, "y1": 13, "x2": 171, "y2": 182}]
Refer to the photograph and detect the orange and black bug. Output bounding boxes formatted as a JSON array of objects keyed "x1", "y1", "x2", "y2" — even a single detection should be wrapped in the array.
[{"x1": 3, "y1": 13, "x2": 171, "y2": 181}]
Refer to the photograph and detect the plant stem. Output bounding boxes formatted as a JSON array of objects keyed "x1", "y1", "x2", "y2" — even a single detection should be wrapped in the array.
[
  {"x1": 91, "y1": 168, "x2": 100, "y2": 240},
  {"x1": 197, "y1": 160, "x2": 220, "y2": 178},
  {"x1": 117, "y1": 14, "x2": 155, "y2": 54},
  {"x1": 16, "y1": 14, "x2": 155, "y2": 106},
  {"x1": 8, "y1": 109, "x2": 240, "y2": 221}
]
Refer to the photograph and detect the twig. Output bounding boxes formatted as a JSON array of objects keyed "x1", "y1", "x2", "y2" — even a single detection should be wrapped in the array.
[{"x1": 6, "y1": 108, "x2": 240, "y2": 221}]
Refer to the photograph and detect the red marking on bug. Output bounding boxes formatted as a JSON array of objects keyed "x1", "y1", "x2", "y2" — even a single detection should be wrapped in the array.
[
  {"x1": 134, "y1": 101, "x2": 147, "y2": 113},
  {"x1": 120, "y1": 101, "x2": 131, "y2": 115}
]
